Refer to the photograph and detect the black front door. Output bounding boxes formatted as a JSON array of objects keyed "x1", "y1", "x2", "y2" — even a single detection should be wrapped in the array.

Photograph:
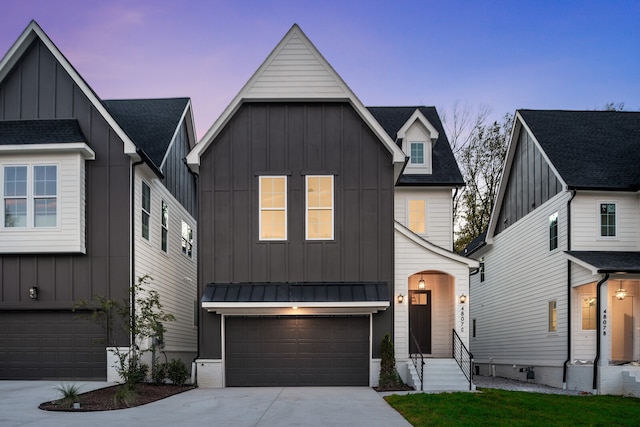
[{"x1": 409, "y1": 290, "x2": 432, "y2": 354}]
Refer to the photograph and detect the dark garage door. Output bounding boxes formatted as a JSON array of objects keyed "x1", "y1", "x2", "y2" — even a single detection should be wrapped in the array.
[
  {"x1": 0, "y1": 311, "x2": 106, "y2": 380},
  {"x1": 226, "y1": 316, "x2": 369, "y2": 386}
]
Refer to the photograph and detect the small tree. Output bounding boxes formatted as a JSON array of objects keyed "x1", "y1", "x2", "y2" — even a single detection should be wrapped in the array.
[
  {"x1": 74, "y1": 275, "x2": 175, "y2": 391},
  {"x1": 378, "y1": 334, "x2": 404, "y2": 390}
]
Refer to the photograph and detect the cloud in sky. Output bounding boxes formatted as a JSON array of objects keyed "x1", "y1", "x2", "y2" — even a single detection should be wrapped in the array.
[{"x1": 1, "y1": 0, "x2": 639, "y2": 138}]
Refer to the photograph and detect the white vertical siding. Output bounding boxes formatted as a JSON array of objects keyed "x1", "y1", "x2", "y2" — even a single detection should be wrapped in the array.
[
  {"x1": 394, "y1": 188, "x2": 453, "y2": 249},
  {"x1": 571, "y1": 192, "x2": 640, "y2": 251},
  {"x1": 470, "y1": 192, "x2": 570, "y2": 365},
  {"x1": 134, "y1": 168, "x2": 197, "y2": 353},
  {"x1": 0, "y1": 152, "x2": 87, "y2": 253}
]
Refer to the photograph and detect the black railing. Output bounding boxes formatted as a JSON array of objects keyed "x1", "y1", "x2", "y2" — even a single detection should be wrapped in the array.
[
  {"x1": 409, "y1": 329, "x2": 425, "y2": 391},
  {"x1": 452, "y1": 329, "x2": 474, "y2": 390}
]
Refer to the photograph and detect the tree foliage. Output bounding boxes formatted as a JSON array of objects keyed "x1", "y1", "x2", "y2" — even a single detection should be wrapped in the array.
[{"x1": 443, "y1": 103, "x2": 512, "y2": 253}]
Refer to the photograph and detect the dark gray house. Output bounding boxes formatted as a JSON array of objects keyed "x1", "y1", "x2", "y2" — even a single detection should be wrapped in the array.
[
  {"x1": 187, "y1": 25, "x2": 477, "y2": 389},
  {"x1": 0, "y1": 21, "x2": 198, "y2": 380}
]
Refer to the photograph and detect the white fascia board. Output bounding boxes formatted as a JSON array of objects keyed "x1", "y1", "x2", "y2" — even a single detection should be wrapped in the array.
[
  {"x1": 394, "y1": 220, "x2": 479, "y2": 268},
  {"x1": 186, "y1": 24, "x2": 406, "y2": 173},
  {"x1": 396, "y1": 109, "x2": 439, "y2": 143},
  {"x1": 0, "y1": 22, "x2": 139, "y2": 158},
  {"x1": 0, "y1": 142, "x2": 96, "y2": 159},
  {"x1": 160, "y1": 100, "x2": 195, "y2": 169},
  {"x1": 202, "y1": 301, "x2": 390, "y2": 315},
  {"x1": 565, "y1": 253, "x2": 600, "y2": 276}
]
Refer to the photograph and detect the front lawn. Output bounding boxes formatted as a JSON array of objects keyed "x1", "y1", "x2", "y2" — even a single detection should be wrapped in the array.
[{"x1": 385, "y1": 388, "x2": 640, "y2": 426}]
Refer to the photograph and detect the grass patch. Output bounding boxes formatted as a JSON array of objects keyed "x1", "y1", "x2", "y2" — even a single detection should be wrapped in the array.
[{"x1": 385, "y1": 388, "x2": 640, "y2": 426}]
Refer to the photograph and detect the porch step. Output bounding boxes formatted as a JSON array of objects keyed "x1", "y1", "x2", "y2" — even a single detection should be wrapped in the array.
[{"x1": 407, "y1": 358, "x2": 475, "y2": 392}]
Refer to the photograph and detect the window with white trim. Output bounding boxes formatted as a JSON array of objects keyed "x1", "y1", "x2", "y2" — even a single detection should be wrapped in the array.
[
  {"x1": 549, "y1": 212, "x2": 558, "y2": 251},
  {"x1": 409, "y1": 142, "x2": 425, "y2": 165},
  {"x1": 581, "y1": 296, "x2": 596, "y2": 330},
  {"x1": 306, "y1": 175, "x2": 334, "y2": 240},
  {"x1": 141, "y1": 182, "x2": 151, "y2": 240},
  {"x1": 182, "y1": 220, "x2": 193, "y2": 258},
  {"x1": 259, "y1": 176, "x2": 287, "y2": 240},
  {"x1": 3, "y1": 164, "x2": 57, "y2": 228},
  {"x1": 161, "y1": 200, "x2": 168, "y2": 252},
  {"x1": 599, "y1": 203, "x2": 616, "y2": 237},
  {"x1": 548, "y1": 300, "x2": 557, "y2": 332},
  {"x1": 408, "y1": 199, "x2": 426, "y2": 234}
]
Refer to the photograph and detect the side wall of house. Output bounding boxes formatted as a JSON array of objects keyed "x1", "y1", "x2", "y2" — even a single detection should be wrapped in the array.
[
  {"x1": 394, "y1": 187, "x2": 453, "y2": 250},
  {"x1": 470, "y1": 192, "x2": 571, "y2": 372},
  {"x1": 0, "y1": 40, "x2": 130, "y2": 322},
  {"x1": 198, "y1": 102, "x2": 395, "y2": 359}
]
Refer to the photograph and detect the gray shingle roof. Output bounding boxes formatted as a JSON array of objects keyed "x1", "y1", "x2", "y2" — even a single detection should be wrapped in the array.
[
  {"x1": 202, "y1": 282, "x2": 389, "y2": 303},
  {"x1": 367, "y1": 106, "x2": 465, "y2": 186},
  {"x1": 103, "y1": 98, "x2": 189, "y2": 168},
  {"x1": 567, "y1": 251, "x2": 640, "y2": 273},
  {"x1": 519, "y1": 110, "x2": 640, "y2": 190},
  {"x1": 0, "y1": 119, "x2": 86, "y2": 145}
]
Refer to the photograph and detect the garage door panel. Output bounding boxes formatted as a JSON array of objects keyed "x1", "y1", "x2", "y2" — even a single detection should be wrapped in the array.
[
  {"x1": 0, "y1": 311, "x2": 106, "y2": 380},
  {"x1": 226, "y1": 316, "x2": 369, "y2": 386}
]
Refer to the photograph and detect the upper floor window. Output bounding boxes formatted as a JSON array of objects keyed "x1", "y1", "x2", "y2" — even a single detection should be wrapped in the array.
[
  {"x1": 141, "y1": 182, "x2": 151, "y2": 240},
  {"x1": 259, "y1": 176, "x2": 287, "y2": 240},
  {"x1": 582, "y1": 296, "x2": 596, "y2": 330},
  {"x1": 548, "y1": 300, "x2": 557, "y2": 332},
  {"x1": 306, "y1": 175, "x2": 334, "y2": 240},
  {"x1": 182, "y1": 220, "x2": 193, "y2": 258},
  {"x1": 3, "y1": 165, "x2": 57, "y2": 228},
  {"x1": 549, "y1": 212, "x2": 558, "y2": 251},
  {"x1": 480, "y1": 258, "x2": 485, "y2": 282},
  {"x1": 408, "y1": 199, "x2": 426, "y2": 234},
  {"x1": 409, "y1": 142, "x2": 425, "y2": 165},
  {"x1": 599, "y1": 203, "x2": 616, "y2": 237},
  {"x1": 161, "y1": 200, "x2": 168, "y2": 253}
]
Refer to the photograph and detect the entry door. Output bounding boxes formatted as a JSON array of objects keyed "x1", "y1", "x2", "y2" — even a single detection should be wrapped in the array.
[
  {"x1": 409, "y1": 290, "x2": 432, "y2": 354},
  {"x1": 612, "y1": 296, "x2": 634, "y2": 361}
]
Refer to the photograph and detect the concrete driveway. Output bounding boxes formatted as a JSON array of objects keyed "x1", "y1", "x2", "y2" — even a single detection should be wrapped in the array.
[{"x1": 0, "y1": 382, "x2": 411, "y2": 427}]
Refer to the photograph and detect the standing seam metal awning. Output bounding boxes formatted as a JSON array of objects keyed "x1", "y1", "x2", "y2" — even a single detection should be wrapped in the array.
[{"x1": 201, "y1": 282, "x2": 390, "y2": 315}]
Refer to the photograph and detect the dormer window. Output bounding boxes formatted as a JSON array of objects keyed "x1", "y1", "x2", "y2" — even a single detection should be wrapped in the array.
[{"x1": 410, "y1": 142, "x2": 425, "y2": 165}]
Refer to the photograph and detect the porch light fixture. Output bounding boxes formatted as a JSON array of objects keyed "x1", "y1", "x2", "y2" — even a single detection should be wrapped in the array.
[
  {"x1": 615, "y1": 288, "x2": 627, "y2": 300},
  {"x1": 418, "y1": 274, "x2": 425, "y2": 289},
  {"x1": 459, "y1": 294, "x2": 467, "y2": 304},
  {"x1": 29, "y1": 286, "x2": 38, "y2": 300},
  {"x1": 397, "y1": 294, "x2": 404, "y2": 304}
]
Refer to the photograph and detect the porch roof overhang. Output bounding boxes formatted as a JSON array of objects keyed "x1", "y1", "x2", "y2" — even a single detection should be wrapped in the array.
[
  {"x1": 201, "y1": 282, "x2": 390, "y2": 315},
  {"x1": 566, "y1": 251, "x2": 640, "y2": 275}
]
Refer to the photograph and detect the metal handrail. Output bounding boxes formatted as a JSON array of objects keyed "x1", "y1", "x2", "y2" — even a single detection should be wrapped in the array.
[
  {"x1": 452, "y1": 329, "x2": 474, "y2": 390},
  {"x1": 409, "y1": 329, "x2": 425, "y2": 391}
]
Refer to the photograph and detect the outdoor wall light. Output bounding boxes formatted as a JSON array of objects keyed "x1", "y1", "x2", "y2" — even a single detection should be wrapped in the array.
[
  {"x1": 615, "y1": 288, "x2": 627, "y2": 300},
  {"x1": 418, "y1": 274, "x2": 425, "y2": 289},
  {"x1": 459, "y1": 294, "x2": 467, "y2": 304},
  {"x1": 397, "y1": 294, "x2": 404, "y2": 304},
  {"x1": 29, "y1": 286, "x2": 38, "y2": 300}
]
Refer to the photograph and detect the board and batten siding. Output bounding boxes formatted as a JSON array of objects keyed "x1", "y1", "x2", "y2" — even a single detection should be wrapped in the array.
[
  {"x1": 134, "y1": 169, "x2": 197, "y2": 354},
  {"x1": 571, "y1": 192, "x2": 640, "y2": 251},
  {"x1": 470, "y1": 191, "x2": 571, "y2": 365},
  {"x1": 0, "y1": 152, "x2": 88, "y2": 253},
  {"x1": 394, "y1": 188, "x2": 453, "y2": 250},
  {"x1": 394, "y1": 230, "x2": 470, "y2": 359},
  {"x1": 0, "y1": 38, "x2": 131, "y2": 323},
  {"x1": 160, "y1": 121, "x2": 197, "y2": 219}
]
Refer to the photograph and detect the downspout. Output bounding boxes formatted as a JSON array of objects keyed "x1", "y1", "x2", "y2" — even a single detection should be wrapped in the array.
[
  {"x1": 131, "y1": 155, "x2": 145, "y2": 349},
  {"x1": 563, "y1": 189, "x2": 577, "y2": 385},
  {"x1": 593, "y1": 273, "x2": 609, "y2": 391}
]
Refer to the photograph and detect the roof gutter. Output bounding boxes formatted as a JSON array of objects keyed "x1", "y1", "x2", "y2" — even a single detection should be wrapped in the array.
[
  {"x1": 563, "y1": 189, "x2": 577, "y2": 385},
  {"x1": 136, "y1": 148, "x2": 164, "y2": 180},
  {"x1": 593, "y1": 273, "x2": 610, "y2": 391}
]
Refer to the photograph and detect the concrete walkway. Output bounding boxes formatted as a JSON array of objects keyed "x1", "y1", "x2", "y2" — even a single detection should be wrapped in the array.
[{"x1": 0, "y1": 382, "x2": 411, "y2": 427}]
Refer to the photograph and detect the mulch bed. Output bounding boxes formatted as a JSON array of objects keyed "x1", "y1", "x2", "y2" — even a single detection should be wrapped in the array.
[{"x1": 39, "y1": 383, "x2": 196, "y2": 411}]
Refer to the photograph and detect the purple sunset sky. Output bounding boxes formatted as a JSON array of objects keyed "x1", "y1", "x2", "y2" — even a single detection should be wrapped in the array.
[{"x1": 1, "y1": 0, "x2": 639, "y2": 139}]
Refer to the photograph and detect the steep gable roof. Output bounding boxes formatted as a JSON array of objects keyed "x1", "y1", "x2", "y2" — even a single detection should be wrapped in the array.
[
  {"x1": 368, "y1": 106, "x2": 465, "y2": 186},
  {"x1": 103, "y1": 98, "x2": 192, "y2": 168},
  {"x1": 187, "y1": 24, "x2": 406, "y2": 175},
  {"x1": 518, "y1": 110, "x2": 640, "y2": 191}
]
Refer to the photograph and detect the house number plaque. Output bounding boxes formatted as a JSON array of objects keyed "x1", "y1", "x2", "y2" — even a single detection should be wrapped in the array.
[
  {"x1": 602, "y1": 309, "x2": 607, "y2": 336},
  {"x1": 460, "y1": 305, "x2": 465, "y2": 332}
]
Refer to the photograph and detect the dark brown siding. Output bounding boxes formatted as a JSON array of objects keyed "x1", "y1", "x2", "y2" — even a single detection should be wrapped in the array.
[
  {"x1": 495, "y1": 126, "x2": 562, "y2": 235},
  {"x1": 162, "y1": 121, "x2": 197, "y2": 218},
  {"x1": 198, "y1": 102, "x2": 394, "y2": 358},
  {"x1": 0, "y1": 39, "x2": 131, "y2": 371}
]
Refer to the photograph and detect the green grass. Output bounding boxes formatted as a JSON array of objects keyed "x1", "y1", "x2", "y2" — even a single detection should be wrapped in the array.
[{"x1": 385, "y1": 388, "x2": 640, "y2": 426}]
